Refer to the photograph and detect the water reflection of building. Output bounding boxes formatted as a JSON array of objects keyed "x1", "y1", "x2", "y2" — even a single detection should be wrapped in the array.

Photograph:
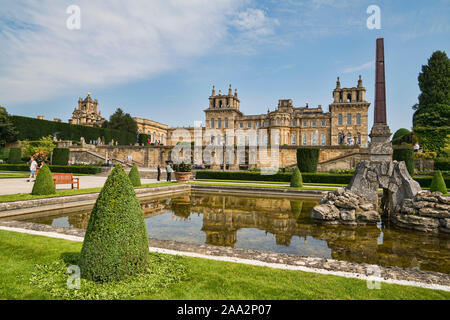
[{"x1": 192, "y1": 194, "x2": 317, "y2": 247}]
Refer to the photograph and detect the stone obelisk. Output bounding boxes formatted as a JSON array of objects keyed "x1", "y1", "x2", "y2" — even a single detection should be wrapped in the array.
[{"x1": 369, "y1": 38, "x2": 393, "y2": 161}]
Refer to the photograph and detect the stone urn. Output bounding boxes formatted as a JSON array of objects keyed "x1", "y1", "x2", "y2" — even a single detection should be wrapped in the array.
[
  {"x1": 174, "y1": 171, "x2": 191, "y2": 183},
  {"x1": 173, "y1": 162, "x2": 193, "y2": 183}
]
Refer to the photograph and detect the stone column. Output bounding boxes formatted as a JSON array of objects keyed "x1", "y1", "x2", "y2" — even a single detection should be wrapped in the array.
[{"x1": 369, "y1": 38, "x2": 393, "y2": 161}]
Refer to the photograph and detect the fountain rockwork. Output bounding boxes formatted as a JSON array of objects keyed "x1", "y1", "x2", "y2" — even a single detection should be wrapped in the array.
[{"x1": 310, "y1": 38, "x2": 450, "y2": 233}]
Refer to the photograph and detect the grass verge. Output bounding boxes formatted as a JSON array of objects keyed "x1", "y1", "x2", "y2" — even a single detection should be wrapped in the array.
[{"x1": 0, "y1": 230, "x2": 449, "y2": 300}]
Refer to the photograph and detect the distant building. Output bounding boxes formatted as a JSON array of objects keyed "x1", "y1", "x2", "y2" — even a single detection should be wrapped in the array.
[
  {"x1": 134, "y1": 117, "x2": 168, "y2": 145},
  {"x1": 69, "y1": 93, "x2": 105, "y2": 127}
]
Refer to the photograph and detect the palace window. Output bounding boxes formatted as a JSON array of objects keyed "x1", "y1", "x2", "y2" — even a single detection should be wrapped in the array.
[
  {"x1": 302, "y1": 133, "x2": 308, "y2": 146},
  {"x1": 276, "y1": 118, "x2": 281, "y2": 126},
  {"x1": 248, "y1": 122, "x2": 252, "y2": 128},
  {"x1": 338, "y1": 114, "x2": 343, "y2": 126},
  {"x1": 347, "y1": 114, "x2": 352, "y2": 125},
  {"x1": 218, "y1": 118, "x2": 222, "y2": 129},
  {"x1": 240, "y1": 122, "x2": 244, "y2": 129},
  {"x1": 225, "y1": 118, "x2": 229, "y2": 129},
  {"x1": 338, "y1": 133, "x2": 345, "y2": 144},
  {"x1": 347, "y1": 133, "x2": 353, "y2": 145},
  {"x1": 292, "y1": 133, "x2": 297, "y2": 145},
  {"x1": 211, "y1": 118, "x2": 215, "y2": 128},
  {"x1": 303, "y1": 121, "x2": 308, "y2": 127},
  {"x1": 356, "y1": 114, "x2": 361, "y2": 125},
  {"x1": 274, "y1": 131, "x2": 280, "y2": 145},
  {"x1": 292, "y1": 119, "x2": 297, "y2": 127},
  {"x1": 312, "y1": 132, "x2": 318, "y2": 146},
  {"x1": 264, "y1": 120, "x2": 269, "y2": 127},
  {"x1": 312, "y1": 121, "x2": 317, "y2": 127},
  {"x1": 357, "y1": 133, "x2": 361, "y2": 145},
  {"x1": 321, "y1": 133, "x2": 326, "y2": 146},
  {"x1": 322, "y1": 120, "x2": 326, "y2": 127},
  {"x1": 256, "y1": 122, "x2": 260, "y2": 128}
]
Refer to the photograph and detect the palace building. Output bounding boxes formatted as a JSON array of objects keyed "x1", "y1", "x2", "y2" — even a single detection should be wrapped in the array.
[
  {"x1": 203, "y1": 77, "x2": 370, "y2": 147},
  {"x1": 69, "y1": 93, "x2": 106, "y2": 127}
]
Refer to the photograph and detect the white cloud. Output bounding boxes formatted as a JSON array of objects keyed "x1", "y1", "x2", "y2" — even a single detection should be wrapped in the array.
[
  {"x1": 342, "y1": 60, "x2": 374, "y2": 74},
  {"x1": 0, "y1": 0, "x2": 264, "y2": 104}
]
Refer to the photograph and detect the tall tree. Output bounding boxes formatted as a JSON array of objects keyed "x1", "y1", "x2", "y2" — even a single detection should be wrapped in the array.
[
  {"x1": 0, "y1": 106, "x2": 18, "y2": 147},
  {"x1": 105, "y1": 108, "x2": 138, "y2": 135},
  {"x1": 413, "y1": 51, "x2": 450, "y2": 127}
]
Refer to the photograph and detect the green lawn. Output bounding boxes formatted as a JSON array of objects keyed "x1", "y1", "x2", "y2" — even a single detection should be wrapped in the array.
[
  {"x1": 0, "y1": 230, "x2": 448, "y2": 300},
  {"x1": 0, "y1": 182, "x2": 179, "y2": 203}
]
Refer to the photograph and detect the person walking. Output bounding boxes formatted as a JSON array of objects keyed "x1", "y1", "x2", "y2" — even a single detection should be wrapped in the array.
[
  {"x1": 28, "y1": 156, "x2": 38, "y2": 182},
  {"x1": 157, "y1": 163, "x2": 161, "y2": 181},
  {"x1": 166, "y1": 162, "x2": 173, "y2": 182}
]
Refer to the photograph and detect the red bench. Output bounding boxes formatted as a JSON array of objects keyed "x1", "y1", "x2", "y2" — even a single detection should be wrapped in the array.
[{"x1": 53, "y1": 173, "x2": 80, "y2": 190}]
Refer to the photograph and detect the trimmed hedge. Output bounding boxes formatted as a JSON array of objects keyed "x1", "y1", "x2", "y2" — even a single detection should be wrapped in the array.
[
  {"x1": 195, "y1": 170, "x2": 450, "y2": 189},
  {"x1": 128, "y1": 165, "x2": 141, "y2": 187},
  {"x1": 297, "y1": 147, "x2": 320, "y2": 173},
  {"x1": 430, "y1": 171, "x2": 448, "y2": 193},
  {"x1": 8, "y1": 148, "x2": 22, "y2": 164},
  {"x1": 11, "y1": 115, "x2": 136, "y2": 145},
  {"x1": 290, "y1": 167, "x2": 303, "y2": 188},
  {"x1": 52, "y1": 148, "x2": 70, "y2": 166},
  {"x1": 80, "y1": 164, "x2": 150, "y2": 283},
  {"x1": 196, "y1": 170, "x2": 354, "y2": 184},
  {"x1": 393, "y1": 147, "x2": 415, "y2": 175},
  {"x1": 31, "y1": 165, "x2": 56, "y2": 195},
  {"x1": 0, "y1": 164, "x2": 101, "y2": 174}
]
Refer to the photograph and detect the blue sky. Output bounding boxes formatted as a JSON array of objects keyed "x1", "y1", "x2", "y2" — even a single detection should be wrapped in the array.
[{"x1": 0, "y1": 0, "x2": 449, "y2": 134}]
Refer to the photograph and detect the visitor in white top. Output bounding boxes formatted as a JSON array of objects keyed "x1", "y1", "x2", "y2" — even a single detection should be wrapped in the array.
[
  {"x1": 28, "y1": 156, "x2": 38, "y2": 182},
  {"x1": 414, "y1": 142, "x2": 420, "y2": 153}
]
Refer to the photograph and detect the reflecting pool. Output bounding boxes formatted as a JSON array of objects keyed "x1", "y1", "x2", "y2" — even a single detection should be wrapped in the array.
[{"x1": 16, "y1": 192, "x2": 450, "y2": 274}]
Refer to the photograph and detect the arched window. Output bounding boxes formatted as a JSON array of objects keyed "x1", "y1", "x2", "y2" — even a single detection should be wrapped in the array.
[
  {"x1": 356, "y1": 114, "x2": 361, "y2": 125},
  {"x1": 338, "y1": 114, "x2": 343, "y2": 126},
  {"x1": 292, "y1": 133, "x2": 297, "y2": 145},
  {"x1": 276, "y1": 118, "x2": 281, "y2": 126},
  {"x1": 302, "y1": 133, "x2": 307, "y2": 146}
]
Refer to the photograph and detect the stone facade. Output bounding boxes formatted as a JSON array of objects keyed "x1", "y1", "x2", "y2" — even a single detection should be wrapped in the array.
[
  {"x1": 202, "y1": 79, "x2": 369, "y2": 148},
  {"x1": 69, "y1": 93, "x2": 105, "y2": 126}
]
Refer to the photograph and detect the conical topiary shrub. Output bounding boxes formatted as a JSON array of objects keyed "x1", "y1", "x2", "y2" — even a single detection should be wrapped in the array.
[
  {"x1": 128, "y1": 164, "x2": 141, "y2": 187},
  {"x1": 79, "y1": 164, "x2": 150, "y2": 283},
  {"x1": 31, "y1": 164, "x2": 56, "y2": 195},
  {"x1": 430, "y1": 170, "x2": 447, "y2": 194},
  {"x1": 290, "y1": 166, "x2": 303, "y2": 188}
]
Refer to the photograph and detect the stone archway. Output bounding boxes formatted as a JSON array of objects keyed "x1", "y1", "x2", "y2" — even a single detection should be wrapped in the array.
[{"x1": 346, "y1": 160, "x2": 421, "y2": 214}]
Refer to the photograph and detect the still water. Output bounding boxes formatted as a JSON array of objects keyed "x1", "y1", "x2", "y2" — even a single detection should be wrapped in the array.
[{"x1": 17, "y1": 192, "x2": 450, "y2": 274}]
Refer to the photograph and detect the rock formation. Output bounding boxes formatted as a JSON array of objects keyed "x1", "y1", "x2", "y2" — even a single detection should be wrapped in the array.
[
  {"x1": 347, "y1": 160, "x2": 421, "y2": 213},
  {"x1": 311, "y1": 188, "x2": 380, "y2": 225},
  {"x1": 392, "y1": 190, "x2": 450, "y2": 234}
]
